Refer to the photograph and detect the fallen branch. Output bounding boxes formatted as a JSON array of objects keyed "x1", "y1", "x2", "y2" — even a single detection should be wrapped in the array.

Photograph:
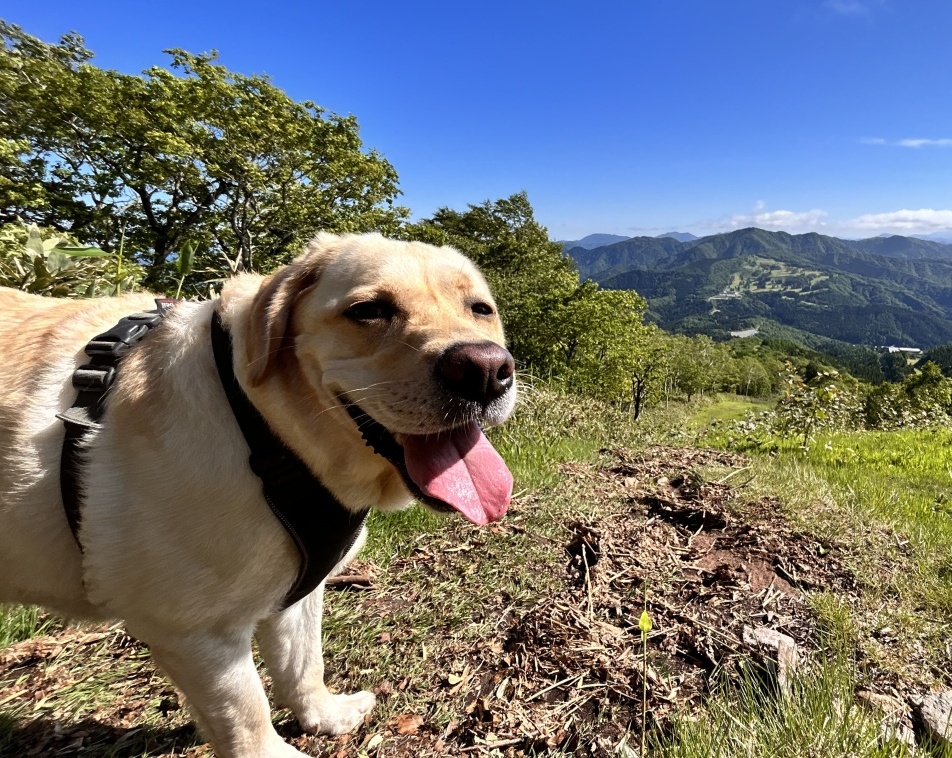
[{"x1": 325, "y1": 574, "x2": 373, "y2": 589}]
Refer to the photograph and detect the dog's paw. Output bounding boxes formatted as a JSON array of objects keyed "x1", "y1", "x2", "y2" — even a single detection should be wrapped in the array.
[{"x1": 300, "y1": 690, "x2": 377, "y2": 736}]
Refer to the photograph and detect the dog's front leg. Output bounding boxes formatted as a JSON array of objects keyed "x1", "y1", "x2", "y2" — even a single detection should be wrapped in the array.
[
  {"x1": 256, "y1": 585, "x2": 376, "y2": 735},
  {"x1": 143, "y1": 626, "x2": 305, "y2": 758}
]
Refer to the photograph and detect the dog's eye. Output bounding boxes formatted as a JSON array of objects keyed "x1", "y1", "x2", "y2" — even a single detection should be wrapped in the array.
[
  {"x1": 471, "y1": 302, "x2": 495, "y2": 317},
  {"x1": 345, "y1": 300, "x2": 395, "y2": 322}
]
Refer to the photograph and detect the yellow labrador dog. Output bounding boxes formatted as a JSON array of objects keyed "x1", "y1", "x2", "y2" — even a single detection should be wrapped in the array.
[{"x1": 0, "y1": 233, "x2": 516, "y2": 758}]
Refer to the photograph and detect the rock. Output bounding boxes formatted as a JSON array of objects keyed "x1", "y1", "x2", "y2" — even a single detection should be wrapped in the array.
[
  {"x1": 741, "y1": 625, "x2": 799, "y2": 693},
  {"x1": 919, "y1": 690, "x2": 952, "y2": 748},
  {"x1": 857, "y1": 692, "x2": 920, "y2": 755},
  {"x1": 856, "y1": 689, "x2": 904, "y2": 715}
]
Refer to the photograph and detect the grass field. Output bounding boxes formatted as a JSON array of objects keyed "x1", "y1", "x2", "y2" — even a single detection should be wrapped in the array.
[{"x1": 2, "y1": 389, "x2": 951, "y2": 756}]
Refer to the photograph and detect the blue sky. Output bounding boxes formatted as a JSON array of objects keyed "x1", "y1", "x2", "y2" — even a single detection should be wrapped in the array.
[{"x1": 7, "y1": 1, "x2": 952, "y2": 240}]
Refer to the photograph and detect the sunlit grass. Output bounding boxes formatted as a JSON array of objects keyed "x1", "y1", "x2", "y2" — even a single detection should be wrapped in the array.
[
  {"x1": 0, "y1": 605, "x2": 59, "y2": 648},
  {"x1": 651, "y1": 659, "x2": 911, "y2": 758},
  {"x1": 701, "y1": 415, "x2": 952, "y2": 689},
  {"x1": 689, "y1": 393, "x2": 773, "y2": 430},
  {"x1": 731, "y1": 429, "x2": 952, "y2": 612}
]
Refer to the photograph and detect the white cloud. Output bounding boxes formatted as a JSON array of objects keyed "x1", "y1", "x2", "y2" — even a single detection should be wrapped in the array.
[
  {"x1": 897, "y1": 138, "x2": 952, "y2": 148},
  {"x1": 862, "y1": 137, "x2": 952, "y2": 148},
  {"x1": 728, "y1": 206, "x2": 829, "y2": 233},
  {"x1": 850, "y1": 208, "x2": 952, "y2": 234}
]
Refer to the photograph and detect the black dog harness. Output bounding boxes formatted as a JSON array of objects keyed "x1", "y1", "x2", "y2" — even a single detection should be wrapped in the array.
[
  {"x1": 58, "y1": 304, "x2": 387, "y2": 610},
  {"x1": 57, "y1": 301, "x2": 176, "y2": 538}
]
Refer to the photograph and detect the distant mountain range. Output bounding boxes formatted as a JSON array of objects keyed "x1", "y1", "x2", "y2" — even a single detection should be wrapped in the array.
[
  {"x1": 913, "y1": 231, "x2": 952, "y2": 243},
  {"x1": 563, "y1": 228, "x2": 952, "y2": 350},
  {"x1": 559, "y1": 233, "x2": 631, "y2": 250},
  {"x1": 559, "y1": 231, "x2": 699, "y2": 249}
]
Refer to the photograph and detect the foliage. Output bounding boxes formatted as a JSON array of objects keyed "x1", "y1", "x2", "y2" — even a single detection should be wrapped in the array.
[
  {"x1": 0, "y1": 221, "x2": 141, "y2": 296},
  {"x1": 880, "y1": 350, "x2": 914, "y2": 382},
  {"x1": 917, "y1": 341, "x2": 952, "y2": 377},
  {"x1": 0, "y1": 605, "x2": 59, "y2": 648},
  {"x1": 773, "y1": 368, "x2": 863, "y2": 443},
  {"x1": 715, "y1": 360, "x2": 952, "y2": 454},
  {"x1": 0, "y1": 23, "x2": 404, "y2": 291}
]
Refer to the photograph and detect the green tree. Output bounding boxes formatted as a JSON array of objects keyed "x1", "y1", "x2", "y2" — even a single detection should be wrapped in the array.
[
  {"x1": 410, "y1": 192, "x2": 579, "y2": 371},
  {"x1": 735, "y1": 356, "x2": 772, "y2": 397},
  {"x1": 554, "y1": 284, "x2": 651, "y2": 405},
  {"x1": 0, "y1": 23, "x2": 404, "y2": 290},
  {"x1": 902, "y1": 361, "x2": 952, "y2": 421},
  {"x1": 880, "y1": 351, "x2": 914, "y2": 383},
  {"x1": 774, "y1": 367, "x2": 861, "y2": 443},
  {"x1": 917, "y1": 343, "x2": 952, "y2": 378}
]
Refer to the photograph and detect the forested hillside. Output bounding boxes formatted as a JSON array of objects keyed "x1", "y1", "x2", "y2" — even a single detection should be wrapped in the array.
[{"x1": 567, "y1": 228, "x2": 952, "y2": 348}]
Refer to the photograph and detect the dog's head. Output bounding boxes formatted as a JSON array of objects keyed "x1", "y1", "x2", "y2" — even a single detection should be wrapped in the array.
[{"x1": 243, "y1": 233, "x2": 517, "y2": 524}]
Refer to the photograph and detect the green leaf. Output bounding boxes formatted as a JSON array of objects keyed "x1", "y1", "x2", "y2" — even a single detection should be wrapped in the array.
[
  {"x1": 55, "y1": 245, "x2": 112, "y2": 258},
  {"x1": 46, "y1": 249, "x2": 73, "y2": 273},
  {"x1": 176, "y1": 241, "x2": 196, "y2": 278},
  {"x1": 25, "y1": 225, "x2": 44, "y2": 258},
  {"x1": 42, "y1": 238, "x2": 67, "y2": 253}
]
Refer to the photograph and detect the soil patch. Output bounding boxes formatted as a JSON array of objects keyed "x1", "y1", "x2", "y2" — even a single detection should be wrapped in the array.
[{"x1": 421, "y1": 445, "x2": 859, "y2": 755}]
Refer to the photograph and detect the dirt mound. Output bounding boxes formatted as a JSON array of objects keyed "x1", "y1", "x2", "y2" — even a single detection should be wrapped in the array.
[{"x1": 426, "y1": 446, "x2": 858, "y2": 754}]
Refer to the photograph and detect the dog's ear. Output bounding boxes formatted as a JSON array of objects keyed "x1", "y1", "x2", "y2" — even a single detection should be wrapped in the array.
[{"x1": 246, "y1": 261, "x2": 322, "y2": 387}]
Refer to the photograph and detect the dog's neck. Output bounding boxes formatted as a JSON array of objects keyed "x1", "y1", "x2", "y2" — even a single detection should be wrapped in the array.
[{"x1": 211, "y1": 308, "x2": 370, "y2": 609}]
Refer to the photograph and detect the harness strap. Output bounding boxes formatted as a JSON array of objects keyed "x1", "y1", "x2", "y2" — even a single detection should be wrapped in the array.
[
  {"x1": 58, "y1": 301, "x2": 176, "y2": 546},
  {"x1": 210, "y1": 309, "x2": 368, "y2": 609}
]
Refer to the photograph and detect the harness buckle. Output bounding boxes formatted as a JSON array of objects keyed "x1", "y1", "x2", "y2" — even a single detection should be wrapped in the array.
[
  {"x1": 72, "y1": 363, "x2": 116, "y2": 392},
  {"x1": 85, "y1": 318, "x2": 157, "y2": 357}
]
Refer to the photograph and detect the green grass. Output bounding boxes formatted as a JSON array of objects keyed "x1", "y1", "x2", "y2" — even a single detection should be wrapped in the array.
[
  {"x1": 488, "y1": 383, "x2": 639, "y2": 487},
  {"x1": 720, "y1": 427, "x2": 952, "y2": 609},
  {"x1": 689, "y1": 394, "x2": 773, "y2": 430},
  {"x1": 702, "y1": 411, "x2": 952, "y2": 690},
  {"x1": 0, "y1": 605, "x2": 59, "y2": 647},
  {"x1": 651, "y1": 659, "x2": 913, "y2": 758}
]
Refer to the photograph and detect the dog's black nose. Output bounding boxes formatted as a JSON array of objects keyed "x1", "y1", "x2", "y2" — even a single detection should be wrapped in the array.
[{"x1": 437, "y1": 342, "x2": 515, "y2": 404}]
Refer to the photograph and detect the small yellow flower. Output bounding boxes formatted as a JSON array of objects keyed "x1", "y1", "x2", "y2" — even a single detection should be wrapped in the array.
[{"x1": 639, "y1": 609, "x2": 652, "y2": 633}]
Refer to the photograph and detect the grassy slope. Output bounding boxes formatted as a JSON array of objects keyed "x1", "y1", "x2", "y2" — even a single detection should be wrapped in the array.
[
  {"x1": 706, "y1": 424, "x2": 952, "y2": 696},
  {"x1": 2, "y1": 390, "x2": 951, "y2": 756}
]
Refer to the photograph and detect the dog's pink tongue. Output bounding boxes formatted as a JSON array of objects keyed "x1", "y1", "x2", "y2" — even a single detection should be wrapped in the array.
[{"x1": 403, "y1": 423, "x2": 512, "y2": 525}]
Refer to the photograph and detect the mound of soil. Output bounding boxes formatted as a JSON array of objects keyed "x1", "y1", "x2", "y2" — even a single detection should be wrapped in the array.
[{"x1": 421, "y1": 446, "x2": 859, "y2": 755}]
